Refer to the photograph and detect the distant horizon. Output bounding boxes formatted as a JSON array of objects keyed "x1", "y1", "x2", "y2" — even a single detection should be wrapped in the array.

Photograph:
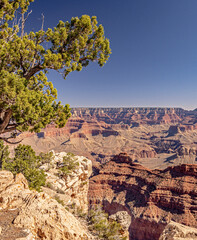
[{"x1": 70, "y1": 106, "x2": 196, "y2": 111}]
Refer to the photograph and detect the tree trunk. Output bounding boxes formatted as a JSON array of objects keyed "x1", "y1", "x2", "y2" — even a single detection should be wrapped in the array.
[{"x1": 0, "y1": 109, "x2": 12, "y2": 134}]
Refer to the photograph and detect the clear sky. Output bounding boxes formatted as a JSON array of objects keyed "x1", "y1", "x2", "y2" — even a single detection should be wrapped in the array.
[{"x1": 27, "y1": 0, "x2": 197, "y2": 110}]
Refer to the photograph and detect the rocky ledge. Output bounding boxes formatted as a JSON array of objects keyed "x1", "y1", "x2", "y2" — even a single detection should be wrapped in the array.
[
  {"x1": 88, "y1": 153, "x2": 197, "y2": 240},
  {"x1": 0, "y1": 168, "x2": 94, "y2": 239}
]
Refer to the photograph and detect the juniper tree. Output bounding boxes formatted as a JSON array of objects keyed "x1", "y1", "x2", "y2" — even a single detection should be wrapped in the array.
[
  {"x1": 0, "y1": 0, "x2": 111, "y2": 143},
  {"x1": 2, "y1": 143, "x2": 47, "y2": 191}
]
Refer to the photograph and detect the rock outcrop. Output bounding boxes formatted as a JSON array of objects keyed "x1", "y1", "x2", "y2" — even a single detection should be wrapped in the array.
[
  {"x1": 0, "y1": 170, "x2": 94, "y2": 240},
  {"x1": 42, "y1": 151, "x2": 92, "y2": 213},
  {"x1": 159, "y1": 221, "x2": 197, "y2": 240},
  {"x1": 88, "y1": 153, "x2": 197, "y2": 240}
]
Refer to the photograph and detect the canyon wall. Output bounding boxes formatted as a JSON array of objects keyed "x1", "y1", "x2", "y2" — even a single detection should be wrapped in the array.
[
  {"x1": 88, "y1": 153, "x2": 197, "y2": 240},
  {"x1": 71, "y1": 107, "x2": 187, "y2": 125}
]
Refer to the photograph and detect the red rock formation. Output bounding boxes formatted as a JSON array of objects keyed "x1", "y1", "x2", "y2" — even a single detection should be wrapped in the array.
[
  {"x1": 40, "y1": 119, "x2": 118, "y2": 138},
  {"x1": 18, "y1": 108, "x2": 197, "y2": 141},
  {"x1": 139, "y1": 149, "x2": 157, "y2": 158},
  {"x1": 88, "y1": 153, "x2": 197, "y2": 240}
]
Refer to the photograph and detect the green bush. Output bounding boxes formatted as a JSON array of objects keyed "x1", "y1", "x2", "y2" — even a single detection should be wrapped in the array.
[
  {"x1": 2, "y1": 144, "x2": 46, "y2": 192},
  {"x1": 45, "y1": 182, "x2": 55, "y2": 190},
  {"x1": 58, "y1": 152, "x2": 79, "y2": 177},
  {"x1": 39, "y1": 151, "x2": 54, "y2": 166},
  {"x1": 88, "y1": 207, "x2": 127, "y2": 240},
  {"x1": 75, "y1": 207, "x2": 87, "y2": 218}
]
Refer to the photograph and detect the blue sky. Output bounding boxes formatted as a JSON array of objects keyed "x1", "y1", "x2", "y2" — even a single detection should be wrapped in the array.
[{"x1": 27, "y1": 0, "x2": 197, "y2": 110}]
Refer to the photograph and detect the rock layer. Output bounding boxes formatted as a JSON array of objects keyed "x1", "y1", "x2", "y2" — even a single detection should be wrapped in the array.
[
  {"x1": 71, "y1": 107, "x2": 186, "y2": 125},
  {"x1": 88, "y1": 153, "x2": 197, "y2": 240}
]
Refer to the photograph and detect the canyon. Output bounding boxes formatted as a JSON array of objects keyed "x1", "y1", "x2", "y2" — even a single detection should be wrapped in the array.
[
  {"x1": 2, "y1": 107, "x2": 197, "y2": 240},
  {"x1": 17, "y1": 107, "x2": 197, "y2": 170},
  {"x1": 88, "y1": 153, "x2": 197, "y2": 240}
]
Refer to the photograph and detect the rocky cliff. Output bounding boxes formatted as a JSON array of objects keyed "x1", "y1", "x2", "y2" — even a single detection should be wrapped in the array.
[
  {"x1": 88, "y1": 153, "x2": 197, "y2": 240},
  {"x1": 0, "y1": 153, "x2": 94, "y2": 240}
]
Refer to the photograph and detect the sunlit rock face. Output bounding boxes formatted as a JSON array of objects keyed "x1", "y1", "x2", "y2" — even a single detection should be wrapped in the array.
[
  {"x1": 88, "y1": 153, "x2": 197, "y2": 240},
  {"x1": 0, "y1": 170, "x2": 94, "y2": 240},
  {"x1": 42, "y1": 151, "x2": 92, "y2": 213}
]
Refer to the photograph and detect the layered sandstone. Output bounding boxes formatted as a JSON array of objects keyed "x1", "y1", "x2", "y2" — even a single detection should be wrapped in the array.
[
  {"x1": 177, "y1": 145, "x2": 197, "y2": 156},
  {"x1": 88, "y1": 153, "x2": 197, "y2": 240},
  {"x1": 0, "y1": 171, "x2": 94, "y2": 240}
]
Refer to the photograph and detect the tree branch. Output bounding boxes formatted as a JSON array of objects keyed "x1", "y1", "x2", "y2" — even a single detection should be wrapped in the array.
[
  {"x1": 0, "y1": 136, "x2": 23, "y2": 144},
  {"x1": 3, "y1": 126, "x2": 18, "y2": 133},
  {"x1": 24, "y1": 64, "x2": 43, "y2": 80},
  {"x1": 21, "y1": 10, "x2": 32, "y2": 38}
]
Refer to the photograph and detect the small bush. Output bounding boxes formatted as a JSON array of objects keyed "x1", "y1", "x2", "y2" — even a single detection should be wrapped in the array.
[
  {"x1": 75, "y1": 207, "x2": 87, "y2": 219},
  {"x1": 0, "y1": 140, "x2": 10, "y2": 168},
  {"x1": 88, "y1": 207, "x2": 127, "y2": 240},
  {"x1": 39, "y1": 152, "x2": 54, "y2": 166},
  {"x1": 45, "y1": 182, "x2": 56, "y2": 191},
  {"x1": 58, "y1": 152, "x2": 79, "y2": 177}
]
